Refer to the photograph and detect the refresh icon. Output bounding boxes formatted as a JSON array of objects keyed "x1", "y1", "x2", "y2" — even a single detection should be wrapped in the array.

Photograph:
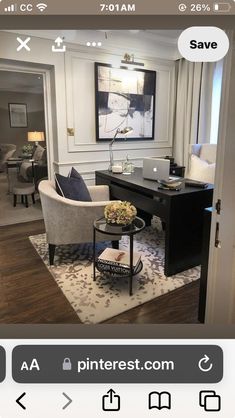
[{"x1": 198, "y1": 355, "x2": 213, "y2": 372}]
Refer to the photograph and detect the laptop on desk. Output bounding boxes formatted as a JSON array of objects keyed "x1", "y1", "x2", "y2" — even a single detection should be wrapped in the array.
[{"x1": 143, "y1": 157, "x2": 175, "y2": 181}]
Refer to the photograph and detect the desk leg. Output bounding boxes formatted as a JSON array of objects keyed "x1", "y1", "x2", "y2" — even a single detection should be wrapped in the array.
[
  {"x1": 93, "y1": 227, "x2": 96, "y2": 281},
  {"x1": 129, "y1": 234, "x2": 134, "y2": 296}
]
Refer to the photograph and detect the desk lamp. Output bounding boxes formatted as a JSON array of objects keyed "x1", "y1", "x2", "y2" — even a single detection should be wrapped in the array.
[{"x1": 108, "y1": 126, "x2": 133, "y2": 171}]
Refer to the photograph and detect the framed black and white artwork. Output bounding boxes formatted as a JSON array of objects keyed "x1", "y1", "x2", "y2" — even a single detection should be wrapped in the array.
[
  {"x1": 9, "y1": 103, "x2": 28, "y2": 128},
  {"x1": 95, "y1": 63, "x2": 156, "y2": 141}
]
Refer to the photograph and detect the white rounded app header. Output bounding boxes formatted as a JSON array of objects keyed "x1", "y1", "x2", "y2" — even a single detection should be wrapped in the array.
[{"x1": 178, "y1": 27, "x2": 229, "y2": 62}]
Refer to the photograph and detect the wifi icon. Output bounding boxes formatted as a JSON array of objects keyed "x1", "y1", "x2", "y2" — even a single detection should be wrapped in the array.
[{"x1": 36, "y1": 3, "x2": 47, "y2": 12}]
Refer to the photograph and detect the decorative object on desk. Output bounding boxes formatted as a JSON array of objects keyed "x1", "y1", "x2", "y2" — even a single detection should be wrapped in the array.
[
  {"x1": 28, "y1": 131, "x2": 45, "y2": 146},
  {"x1": 111, "y1": 164, "x2": 123, "y2": 174},
  {"x1": 21, "y1": 144, "x2": 34, "y2": 157},
  {"x1": 9, "y1": 103, "x2": 28, "y2": 127},
  {"x1": 108, "y1": 126, "x2": 133, "y2": 171},
  {"x1": 185, "y1": 180, "x2": 208, "y2": 189},
  {"x1": 157, "y1": 178, "x2": 183, "y2": 190},
  {"x1": 29, "y1": 216, "x2": 200, "y2": 324},
  {"x1": 122, "y1": 154, "x2": 134, "y2": 175},
  {"x1": 104, "y1": 201, "x2": 137, "y2": 226},
  {"x1": 95, "y1": 62, "x2": 156, "y2": 142},
  {"x1": 164, "y1": 155, "x2": 175, "y2": 165}
]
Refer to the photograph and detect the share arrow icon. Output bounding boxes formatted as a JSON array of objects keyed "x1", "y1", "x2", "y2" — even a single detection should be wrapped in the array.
[
  {"x1": 102, "y1": 389, "x2": 121, "y2": 411},
  {"x1": 52, "y1": 37, "x2": 66, "y2": 53},
  {"x1": 62, "y1": 392, "x2": 72, "y2": 410}
]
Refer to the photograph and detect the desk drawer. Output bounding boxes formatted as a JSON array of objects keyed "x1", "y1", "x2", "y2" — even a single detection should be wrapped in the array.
[{"x1": 110, "y1": 184, "x2": 167, "y2": 219}]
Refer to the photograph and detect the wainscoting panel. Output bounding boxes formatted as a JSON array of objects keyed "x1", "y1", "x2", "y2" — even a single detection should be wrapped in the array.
[
  {"x1": 54, "y1": 146, "x2": 172, "y2": 185},
  {"x1": 64, "y1": 48, "x2": 175, "y2": 183}
]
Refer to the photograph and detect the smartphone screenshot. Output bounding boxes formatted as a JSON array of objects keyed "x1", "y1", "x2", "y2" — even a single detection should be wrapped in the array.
[{"x1": 0, "y1": 0, "x2": 235, "y2": 416}]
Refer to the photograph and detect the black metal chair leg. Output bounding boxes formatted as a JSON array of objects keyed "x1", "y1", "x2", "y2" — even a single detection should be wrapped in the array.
[
  {"x1": 112, "y1": 240, "x2": 119, "y2": 250},
  {"x1": 13, "y1": 194, "x2": 17, "y2": 207},
  {"x1": 32, "y1": 193, "x2": 35, "y2": 204},
  {"x1": 25, "y1": 195, "x2": 28, "y2": 208},
  {"x1": 49, "y1": 244, "x2": 56, "y2": 265}
]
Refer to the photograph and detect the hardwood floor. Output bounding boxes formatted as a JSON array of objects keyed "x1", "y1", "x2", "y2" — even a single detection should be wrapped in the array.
[
  {"x1": 0, "y1": 220, "x2": 78, "y2": 323},
  {"x1": 0, "y1": 220, "x2": 200, "y2": 324}
]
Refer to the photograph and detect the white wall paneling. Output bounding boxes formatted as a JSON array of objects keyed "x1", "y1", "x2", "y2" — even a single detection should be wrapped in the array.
[
  {"x1": 0, "y1": 30, "x2": 176, "y2": 184},
  {"x1": 65, "y1": 49, "x2": 175, "y2": 183}
]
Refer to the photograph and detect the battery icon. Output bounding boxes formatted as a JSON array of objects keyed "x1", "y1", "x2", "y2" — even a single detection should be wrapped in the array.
[{"x1": 213, "y1": 3, "x2": 232, "y2": 12}]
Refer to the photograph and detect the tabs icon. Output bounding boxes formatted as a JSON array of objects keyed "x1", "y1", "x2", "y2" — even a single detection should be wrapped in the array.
[
  {"x1": 199, "y1": 391, "x2": 221, "y2": 412},
  {"x1": 52, "y1": 37, "x2": 66, "y2": 53}
]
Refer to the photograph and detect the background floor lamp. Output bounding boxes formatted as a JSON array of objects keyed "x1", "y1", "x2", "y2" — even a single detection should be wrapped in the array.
[{"x1": 108, "y1": 127, "x2": 133, "y2": 171}]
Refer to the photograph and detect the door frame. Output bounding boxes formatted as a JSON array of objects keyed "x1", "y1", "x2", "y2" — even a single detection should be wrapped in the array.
[
  {"x1": 0, "y1": 61, "x2": 55, "y2": 180},
  {"x1": 205, "y1": 31, "x2": 235, "y2": 324}
]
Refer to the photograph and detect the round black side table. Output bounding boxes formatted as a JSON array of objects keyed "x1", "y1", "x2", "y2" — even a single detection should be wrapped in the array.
[{"x1": 93, "y1": 216, "x2": 145, "y2": 296}]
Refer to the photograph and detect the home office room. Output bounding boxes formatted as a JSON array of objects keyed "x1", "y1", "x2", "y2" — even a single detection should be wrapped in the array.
[{"x1": 0, "y1": 29, "x2": 234, "y2": 325}]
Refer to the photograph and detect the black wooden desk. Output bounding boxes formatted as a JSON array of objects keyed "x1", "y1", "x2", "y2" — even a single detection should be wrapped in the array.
[{"x1": 96, "y1": 168, "x2": 213, "y2": 276}]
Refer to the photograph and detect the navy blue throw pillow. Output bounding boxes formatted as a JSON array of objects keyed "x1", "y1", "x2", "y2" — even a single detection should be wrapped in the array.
[{"x1": 55, "y1": 170, "x2": 91, "y2": 202}]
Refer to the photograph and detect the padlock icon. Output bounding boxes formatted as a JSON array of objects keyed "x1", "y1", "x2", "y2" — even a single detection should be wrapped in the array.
[{"x1": 62, "y1": 358, "x2": 72, "y2": 371}]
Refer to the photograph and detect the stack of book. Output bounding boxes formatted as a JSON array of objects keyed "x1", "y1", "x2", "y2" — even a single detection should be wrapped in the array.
[
  {"x1": 97, "y1": 248, "x2": 141, "y2": 275},
  {"x1": 157, "y1": 178, "x2": 183, "y2": 190}
]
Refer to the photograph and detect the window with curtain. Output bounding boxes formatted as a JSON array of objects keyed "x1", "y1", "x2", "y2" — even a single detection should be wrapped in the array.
[{"x1": 210, "y1": 61, "x2": 223, "y2": 144}]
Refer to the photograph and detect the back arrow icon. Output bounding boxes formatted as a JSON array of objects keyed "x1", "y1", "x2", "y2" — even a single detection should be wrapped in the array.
[
  {"x1": 62, "y1": 392, "x2": 72, "y2": 410},
  {"x1": 16, "y1": 392, "x2": 26, "y2": 410}
]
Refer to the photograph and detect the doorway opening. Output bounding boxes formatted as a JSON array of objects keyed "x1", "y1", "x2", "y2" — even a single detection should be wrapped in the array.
[{"x1": 0, "y1": 65, "x2": 53, "y2": 226}]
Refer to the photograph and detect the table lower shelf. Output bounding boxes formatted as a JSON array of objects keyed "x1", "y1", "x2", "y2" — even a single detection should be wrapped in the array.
[{"x1": 95, "y1": 260, "x2": 143, "y2": 278}]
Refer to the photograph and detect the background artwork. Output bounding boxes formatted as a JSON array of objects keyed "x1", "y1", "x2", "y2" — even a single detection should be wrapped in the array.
[
  {"x1": 95, "y1": 63, "x2": 156, "y2": 141},
  {"x1": 9, "y1": 103, "x2": 28, "y2": 128}
]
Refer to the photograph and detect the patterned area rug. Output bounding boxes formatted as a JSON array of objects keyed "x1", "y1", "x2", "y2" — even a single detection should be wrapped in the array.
[{"x1": 29, "y1": 218, "x2": 200, "y2": 324}]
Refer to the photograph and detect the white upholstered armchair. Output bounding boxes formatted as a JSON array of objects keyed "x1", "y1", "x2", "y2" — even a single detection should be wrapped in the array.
[
  {"x1": 38, "y1": 180, "x2": 120, "y2": 265},
  {"x1": 0, "y1": 143, "x2": 16, "y2": 172},
  {"x1": 187, "y1": 143, "x2": 217, "y2": 183}
]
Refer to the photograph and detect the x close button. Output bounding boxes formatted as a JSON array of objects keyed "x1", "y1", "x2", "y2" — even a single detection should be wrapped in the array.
[{"x1": 17, "y1": 37, "x2": 31, "y2": 52}]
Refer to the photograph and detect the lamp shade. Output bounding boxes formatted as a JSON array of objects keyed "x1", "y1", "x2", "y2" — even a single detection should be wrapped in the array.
[{"x1": 28, "y1": 131, "x2": 45, "y2": 142}]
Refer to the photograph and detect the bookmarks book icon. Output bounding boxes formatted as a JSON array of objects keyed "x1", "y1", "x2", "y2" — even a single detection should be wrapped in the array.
[{"x1": 148, "y1": 392, "x2": 171, "y2": 410}]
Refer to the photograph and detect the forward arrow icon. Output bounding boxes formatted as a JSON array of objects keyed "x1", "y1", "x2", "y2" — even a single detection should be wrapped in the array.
[{"x1": 62, "y1": 392, "x2": 72, "y2": 410}]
